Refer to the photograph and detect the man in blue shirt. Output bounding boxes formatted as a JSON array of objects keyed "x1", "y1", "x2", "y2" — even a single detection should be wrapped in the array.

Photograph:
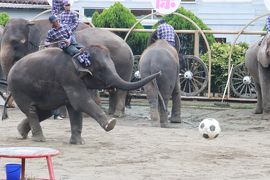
[
  {"x1": 266, "y1": 16, "x2": 270, "y2": 32},
  {"x1": 52, "y1": 0, "x2": 64, "y2": 15},
  {"x1": 45, "y1": 15, "x2": 91, "y2": 67},
  {"x1": 156, "y1": 19, "x2": 175, "y2": 47},
  {"x1": 60, "y1": 0, "x2": 78, "y2": 33}
]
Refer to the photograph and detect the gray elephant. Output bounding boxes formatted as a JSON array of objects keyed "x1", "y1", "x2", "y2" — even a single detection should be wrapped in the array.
[
  {"x1": 245, "y1": 34, "x2": 270, "y2": 118},
  {"x1": 0, "y1": 18, "x2": 133, "y2": 117},
  {"x1": 0, "y1": 25, "x2": 3, "y2": 40},
  {"x1": 139, "y1": 40, "x2": 181, "y2": 127},
  {"x1": 7, "y1": 45, "x2": 160, "y2": 144},
  {"x1": 0, "y1": 25, "x2": 4, "y2": 79}
]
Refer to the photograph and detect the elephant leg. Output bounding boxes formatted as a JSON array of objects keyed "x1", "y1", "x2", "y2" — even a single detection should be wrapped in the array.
[
  {"x1": 66, "y1": 104, "x2": 84, "y2": 145},
  {"x1": 258, "y1": 67, "x2": 270, "y2": 119},
  {"x1": 17, "y1": 118, "x2": 30, "y2": 139},
  {"x1": 113, "y1": 90, "x2": 127, "y2": 118},
  {"x1": 170, "y1": 81, "x2": 181, "y2": 123},
  {"x1": 254, "y1": 82, "x2": 263, "y2": 114},
  {"x1": 27, "y1": 105, "x2": 46, "y2": 142},
  {"x1": 108, "y1": 90, "x2": 117, "y2": 115},
  {"x1": 125, "y1": 92, "x2": 132, "y2": 108},
  {"x1": 64, "y1": 85, "x2": 116, "y2": 132},
  {"x1": 17, "y1": 110, "x2": 52, "y2": 139},
  {"x1": 144, "y1": 82, "x2": 160, "y2": 125}
]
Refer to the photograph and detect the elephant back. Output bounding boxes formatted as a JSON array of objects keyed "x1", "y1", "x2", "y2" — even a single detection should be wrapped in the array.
[{"x1": 147, "y1": 30, "x2": 180, "y2": 52}]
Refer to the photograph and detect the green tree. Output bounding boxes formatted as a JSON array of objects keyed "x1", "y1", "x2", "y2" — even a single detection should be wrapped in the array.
[
  {"x1": 0, "y1": 12, "x2": 9, "y2": 26},
  {"x1": 154, "y1": 7, "x2": 216, "y2": 55},
  {"x1": 201, "y1": 42, "x2": 249, "y2": 94},
  {"x1": 92, "y1": 2, "x2": 149, "y2": 55}
]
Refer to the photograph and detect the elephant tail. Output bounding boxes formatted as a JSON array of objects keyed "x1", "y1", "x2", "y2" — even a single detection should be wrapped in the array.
[
  {"x1": 153, "y1": 79, "x2": 167, "y2": 112},
  {"x1": 2, "y1": 94, "x2": 11, "y2": 120}
]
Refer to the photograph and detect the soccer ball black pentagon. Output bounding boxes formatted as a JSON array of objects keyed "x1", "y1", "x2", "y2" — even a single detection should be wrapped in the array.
[{"x1": 199, "y1": 118, "x2": 221, "y2": 139}]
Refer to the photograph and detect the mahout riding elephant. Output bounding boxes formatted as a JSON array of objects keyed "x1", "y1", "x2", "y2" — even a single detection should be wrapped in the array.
[
  {"x1": 246, "y1": 34, "x2": 270, "y2": 118},
  {"x1": 139, "y1": 40, "x2": 181, "y2": 127},
  {"x1": 0, "y1": 19, "x2": 88, "y2": 108},
  {"x1": 7, "y1": 45, "x2": 160, "y2": 144},
  {"x1": 0, "y1": 18, "x2": 133, "y2": 117}
]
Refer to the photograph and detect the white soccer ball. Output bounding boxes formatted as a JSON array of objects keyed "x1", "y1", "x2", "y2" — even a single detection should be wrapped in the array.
[
  {"x1": 134, "y1": 71, "x2": 141, "y2": 79},
  {"x1": 199, "y1": 118, "x2": 221, "y2": 139}
]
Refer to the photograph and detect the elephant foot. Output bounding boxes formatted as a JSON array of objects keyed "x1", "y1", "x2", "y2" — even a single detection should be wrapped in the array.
[
  {"x1": 104, "y1": 118, "x2": 116, "y2": 132},
  {"x1": 253, "y1": 108, "x2": 263, "y2": 114},
  {"x1": 261, "y1": 114, "x2": 270, "y2": 120},
  {"x1": 107, "y1": 108, "x2": 115, "y2": 115},
  {"x1": 113, "y1": 111, "x2": 124, "y2": 118},
  {"x1": 70, "y1": 136, "x2": 85, "y2": 145},
  {"x1": 160, "y1": 122, "x2": 169, "y2": 128},
  {"x1": 32, "y1": 133, "x2": 46, "y2": 142},
  {"x1": 17, "y1": 121, "x2": 31, "y2": 139},
  {"x1": 169, "y1": 116, "x2": 181, "y2": 123}
]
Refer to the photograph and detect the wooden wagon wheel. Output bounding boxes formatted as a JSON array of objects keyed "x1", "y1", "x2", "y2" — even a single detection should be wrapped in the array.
[
  {"x1": 179, "y1": 55, "x2": 208, "y2": 96},
  {"x1": 147, "y1": 30, "x2": 181, "y2": 52},
  {"x1": 230, "y1": 63, "x2": 256, "y2": 99}
]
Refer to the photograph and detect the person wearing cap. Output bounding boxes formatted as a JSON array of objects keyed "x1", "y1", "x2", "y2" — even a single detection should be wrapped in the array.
[
  {"x1": 59, "y1": 0, "x2": 79, "y2": 34},
  {"x1": 52, "y1": 0, "x2": 64, "y2": 15},
  {"x1": 45, "y1": 15, "x2": 91, "y2": 67},
  {"x1": 156, "y1": 19, "x2": 175, "y2": 47}
]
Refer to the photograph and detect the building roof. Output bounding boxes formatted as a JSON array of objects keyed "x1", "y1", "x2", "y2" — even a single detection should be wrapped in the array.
[
  {"x1": 0, "y1": 0, "x2": 50, "y2": 9},
  {"x1": 0, "y1": 0, "x2": 49, "y2": 5}
]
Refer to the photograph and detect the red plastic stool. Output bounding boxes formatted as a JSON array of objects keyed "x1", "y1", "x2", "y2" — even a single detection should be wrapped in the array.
[{"x1": 0, "y1": 147, "x2": 60, "y2": 180}]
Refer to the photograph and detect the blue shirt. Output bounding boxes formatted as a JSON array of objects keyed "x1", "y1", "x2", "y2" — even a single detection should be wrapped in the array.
[
  {"x1": 59, "y1": 10, "x2": 79, "y2": 33},
  {"x1": 52, "y1": 0, "x2": 64, "y2": 15},
  {"x1": 45, "y1": 24, "x2": 74, "y2": 49},
  {"x1": 156, "y1": 23, "x2": 176, "y2": 46},
  {"x1": 266, "y1": 16, "x2": 270, "y2": 32}
]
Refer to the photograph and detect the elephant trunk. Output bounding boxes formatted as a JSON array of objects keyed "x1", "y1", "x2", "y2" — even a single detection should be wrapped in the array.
[
  {"x1": 108, "y1": 71, "x2": 161, "y2": 91},
  {"x1": 0, "y1": 45, "x2": 14, "y2": 79}
]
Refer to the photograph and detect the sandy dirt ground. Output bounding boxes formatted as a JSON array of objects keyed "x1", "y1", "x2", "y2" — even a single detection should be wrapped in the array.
[{"x1": 0, "y1": 100, "x2": 270, "y2": 180}]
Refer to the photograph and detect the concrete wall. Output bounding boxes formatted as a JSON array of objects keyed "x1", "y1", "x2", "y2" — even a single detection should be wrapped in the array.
[{"x1": 0, "y1": 8, "x2": 49, "y2": 20}]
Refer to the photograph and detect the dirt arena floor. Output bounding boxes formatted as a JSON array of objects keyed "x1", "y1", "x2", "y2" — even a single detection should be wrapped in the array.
[{"x1": 0, "y1": 99, "x2": 270, "y2": 180}]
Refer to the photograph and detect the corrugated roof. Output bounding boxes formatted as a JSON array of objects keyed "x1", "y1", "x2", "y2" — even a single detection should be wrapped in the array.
[
  {"x1": 0, "y1": 0, "x2": 50, "y2": 9},
  {"x1": 0, "y1": 0, "x2": 49, "y2": 5}
]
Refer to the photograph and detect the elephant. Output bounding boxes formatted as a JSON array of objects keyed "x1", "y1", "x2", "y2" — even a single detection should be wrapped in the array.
[
  {"x1": 0, "y1": 18, "x2": 133, "y2": 117},
  {"x1": 7, "y1": 45, "x2": 160, "y2": 144},
  {"x1": 139, "y1": 40, "x2": 181, "y2": 127},
  {"x1": 0, "y1": 25, "x2": 3, "y2": 79},
  {"x1": 245, "y1": 34, "x2": 270, "y2": 118},
  {"x1": 0, "y1": 19, "x2": 88, "y2": 108},
  {"x1": 0, "y1": 25, "x2": 3, "y2": 40}
]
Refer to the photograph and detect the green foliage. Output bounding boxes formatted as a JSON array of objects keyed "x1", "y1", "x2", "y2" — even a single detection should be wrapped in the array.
[
  {"x1": 0, "y1": 12, "x2": 9, "y2": 26},
  {"x1": 201, "y1": 42, "x2": 249, "y2": 93},
  {"x1": 92, "y1": 2, "x2": 148, "y2": 55},
  {"x1": 154, "y1": 7, "x2": 216, "y2": 55}
]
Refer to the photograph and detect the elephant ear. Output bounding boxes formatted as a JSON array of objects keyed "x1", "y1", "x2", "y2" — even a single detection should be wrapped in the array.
[
  {"x1": 257, "y1": 40, "x2": 270, "y2": 68},
  {"x1": 27, "y1": 22, "x2": 41, "y2": 53}
]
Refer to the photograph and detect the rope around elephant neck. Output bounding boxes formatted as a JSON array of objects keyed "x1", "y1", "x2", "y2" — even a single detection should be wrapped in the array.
[{"x1": 38, "y1": 40, "x2": 65, "y2": 50}]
